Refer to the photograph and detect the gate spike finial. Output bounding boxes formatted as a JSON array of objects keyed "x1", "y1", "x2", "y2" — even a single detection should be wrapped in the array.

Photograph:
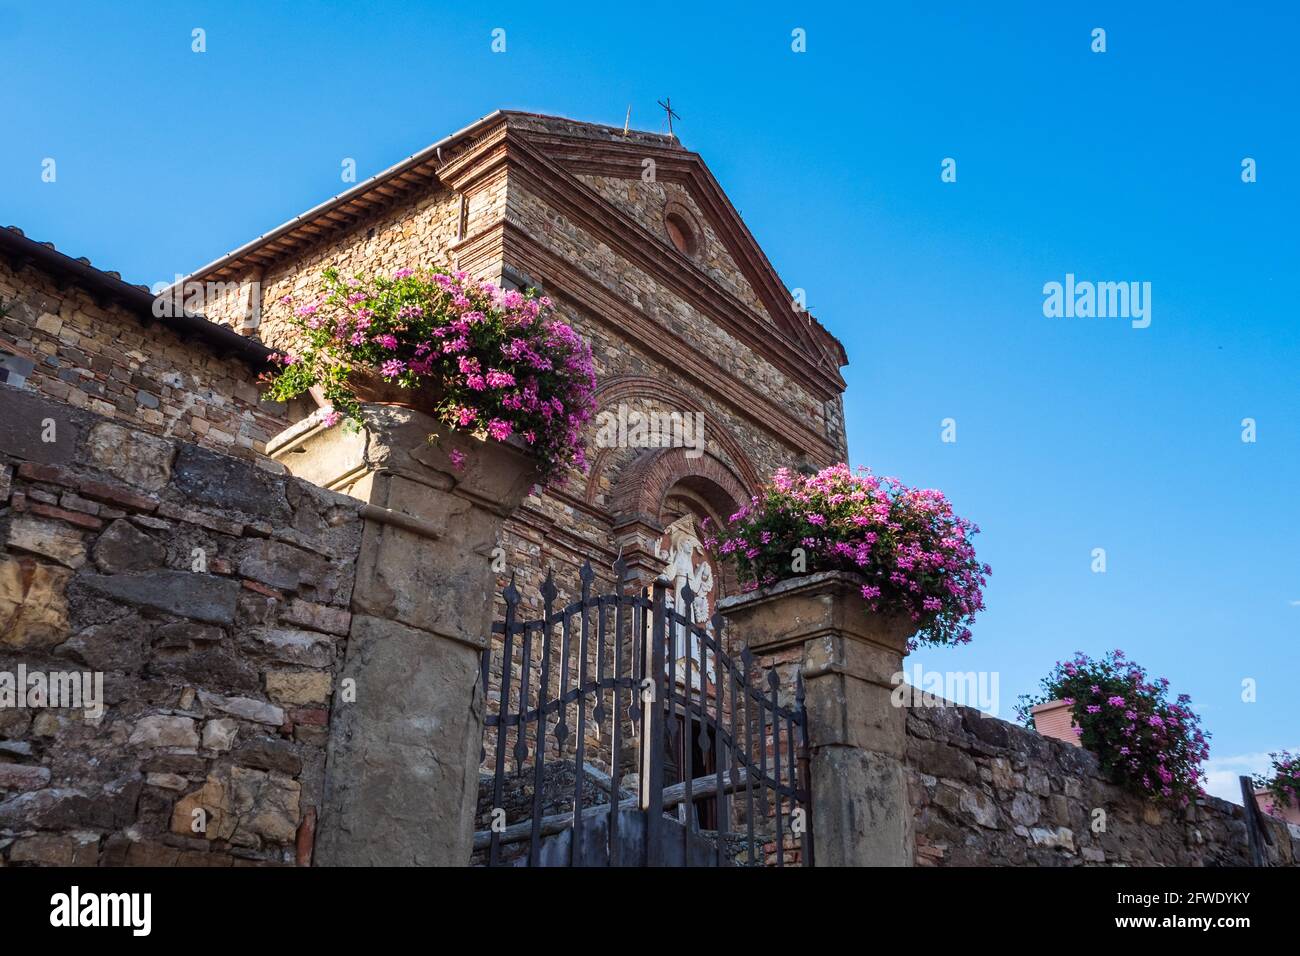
[
  {"x1": 579, "y1": 559, "x2": 594, "y2": 585},
  {"x1": 540, "y1": 567, "x2": 557, "y2": 603},
  {"x1": 503, "y1": 572, "x2": 520, "y2": 606}
]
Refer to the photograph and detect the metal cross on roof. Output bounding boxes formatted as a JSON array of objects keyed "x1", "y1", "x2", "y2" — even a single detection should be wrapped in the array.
[{"x1": 657, "y1": 97, "x2": 681, "y2": 138}]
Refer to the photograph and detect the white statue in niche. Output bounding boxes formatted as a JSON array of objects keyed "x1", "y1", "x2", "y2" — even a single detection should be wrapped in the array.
[{"x1": 654, "y1": 514, "x2": 716, "y2": 687}]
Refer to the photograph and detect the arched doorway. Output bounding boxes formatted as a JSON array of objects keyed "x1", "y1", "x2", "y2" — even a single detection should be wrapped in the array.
[{"x1": 609, "y1": 447, "x2": 756, "y2": 829}]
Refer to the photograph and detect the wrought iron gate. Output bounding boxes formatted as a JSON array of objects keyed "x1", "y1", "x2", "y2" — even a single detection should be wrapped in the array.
[{"x1": 476, "y1": 559, "x2": 813, "y2": 867}]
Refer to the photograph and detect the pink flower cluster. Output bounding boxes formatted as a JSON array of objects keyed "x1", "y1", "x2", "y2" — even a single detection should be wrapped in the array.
[
  {"x1": 708, "y1": 463, "x2": 989, "y2": 648},
  {"x1": 1016, "y1": 649, "x2": 1210, "y2": 806},
  {"x1": 264, "y1": 266, "x2": 597, "y2": 483},
  {"x1": 1253, "y1": 751, "x2": 1300, "y2": 818}
]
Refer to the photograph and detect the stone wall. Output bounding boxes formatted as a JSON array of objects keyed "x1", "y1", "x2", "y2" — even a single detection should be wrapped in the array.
[
  {"x1": 906, "y1": 701, "x2": 1300, "y2": 867},
  {"x1": 0, "y1": 257, "x2": 298, "y2": 459},
  {"x1": 0, "y1": 387, "x2": 362, "y2": 866}
]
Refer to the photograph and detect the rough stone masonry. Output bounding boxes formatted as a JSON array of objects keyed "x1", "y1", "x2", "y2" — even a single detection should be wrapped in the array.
[
  {"x1": 0, "y1": 387, "x2": 362, "y2": 866},
  {"x1": 907, "y1": 701, "x2": 1300, "y2": 867}
]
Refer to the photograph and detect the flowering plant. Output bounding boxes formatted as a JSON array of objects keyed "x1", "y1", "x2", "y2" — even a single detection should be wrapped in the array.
[
  {"x1": 707, "y1": 464, "x2": 988, "y2": 648},
  {"x1": 1016, "y1": 650, "x2": 1210, "y2": 806},
  {"x1": 263, "y1": 267, "x2": 597, "y2": 483},
  {"x1": 1252, "y1": 751, "x2": 1300, "y2": 817}
]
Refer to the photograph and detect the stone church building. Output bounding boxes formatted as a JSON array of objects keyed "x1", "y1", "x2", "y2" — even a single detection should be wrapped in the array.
[
  {"x1": 183, "y1": 110, "x2": 849, "y2": 611},
  {"x1": 1, "y1": 111, "x2": 1293, "y2": 868}
]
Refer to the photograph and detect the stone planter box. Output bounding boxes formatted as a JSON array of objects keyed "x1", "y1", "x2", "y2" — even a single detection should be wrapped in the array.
[
  {"x1": 719, "y1": 572, "x2": 912, "y2": 671},
  {"x1": 1031, "y1": 699, "x2": 1082, "y2": 747}
]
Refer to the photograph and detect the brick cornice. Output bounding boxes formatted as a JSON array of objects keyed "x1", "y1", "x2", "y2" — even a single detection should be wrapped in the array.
[
  {"x1": 435, "y1": 122, "x2": 511, "y2": 194},
  {"x1": 450, "y1": 223, "x2": 504, "y2": 276}
]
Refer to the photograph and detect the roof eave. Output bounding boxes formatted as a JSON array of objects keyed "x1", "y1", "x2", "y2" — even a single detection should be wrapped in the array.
[
  {"x1": 171, "y1": 109, "x2": 508, "y2": 290},
  {"x1": 0, "y1": 226, "x2": 271, "y2": 367}
]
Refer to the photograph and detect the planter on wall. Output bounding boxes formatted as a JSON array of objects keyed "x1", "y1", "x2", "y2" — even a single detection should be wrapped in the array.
[
  {"x1": 1031, "y1": 699, "x2": 1082, "y2": 747},
  {"x1": 309, "y1": 368, "x2": 439, "y2": 413},
  {"x1": 1253, "y1": 789, "x2": 1300, "y2": 826}
]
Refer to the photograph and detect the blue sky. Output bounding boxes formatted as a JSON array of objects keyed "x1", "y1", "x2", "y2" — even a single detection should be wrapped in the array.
[{"x1": 3, "y1": 1, "x2": 1295, "y2": 801}]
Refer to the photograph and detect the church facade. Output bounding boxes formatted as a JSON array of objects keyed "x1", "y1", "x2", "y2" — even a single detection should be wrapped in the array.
[{"x1": 181, "y1": 111, "x2": 848, "y2": 614}]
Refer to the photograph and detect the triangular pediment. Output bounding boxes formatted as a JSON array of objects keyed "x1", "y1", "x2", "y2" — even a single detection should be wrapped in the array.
[{"x1": 504, "y1": 115, "x2": 846, "y2": 386}]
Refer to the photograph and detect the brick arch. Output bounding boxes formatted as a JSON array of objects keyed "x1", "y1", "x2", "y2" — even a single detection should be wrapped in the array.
[
  {"x1": 609, "y1": 446, "x2": 752, "y2": 529},
  {"x1": 582, "y1": 375, "x2": 763, "y2": 505}
]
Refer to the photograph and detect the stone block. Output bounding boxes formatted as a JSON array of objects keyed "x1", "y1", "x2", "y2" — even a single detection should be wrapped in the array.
[
  {"x1": 234, "y1": 537, "x2": 334, "y2": 595},
  {"x1": 233, "y1": 737, "x2": 303, "y2": 776},
  {"x1": 265, "y1": 671, "x2": 331, "y2": 706},
  {"x1": 9, "y1": 833, "x2": 100, "y2": 866},
  {"x1": 171, "y1": 443, "x2": 289, "y2": 520},
  {"x1": 78, "y1": 570, "x2": 240, "y2": 626},
  {"x1": 811, "y1": 746, "x2": 912, "y2": 866},
  {"x1": 959, "y1": 787, "x2": 1001, "y2": 829},
  {"x1": 53, "y1": 610, "x2": 148, "y2": 672},
  {"x1": 1010, "y1": 791, "x2": 1042, "y2": 826},
  {"x1": 84, "y1": 420, "x2": 173, "y2": 491},
  {"x1": 1030, "y1": 826, "x2": 1076, "y2": 852},
  {"x1": 314, "y1": 614, "x2": 483, "y2": 867},
  {"x1": 7, "y1": 514, "x2": 87, "y2": 568},
  {"x1": 92, "y1": 518, "x2": 165, "y2": 572},
  {"x1": 0, "y1": 387, "x2": 81, "y2": 465},
  {"x1": 171, "y1": 766, "x2": 300, "y2": 847},
  {"x1": 280, "y1": 599, "x2": 350, "y2": 636},
  {"x1": 910, "y1": 738, "x2": 978, "y2": 782},
  {"x1": 719, "y1": 571, "x2": 913, "y2": 658},
  {"x1": 964, "y1": 711, "x2": 1012, "y2": 748},
  {"x1": 0, "y1": 556, "x2": 71, "y2": 649},
  {"x1": 0, "y1": 788, "x2": 100, "y2": 829},
  {"x1": 146, "y1": 772, "x2": 190, "y2": 791},
  {"x1": 201, "y1": 718, "x2": 239, "y2": 752},
  {"x1": 249, "y1": 626, "x2": 335, "y2": 667},
  {"x1": 802, "y1": 669, "x2": 906, "y2": 756},
  {"x1": 128, "y1": 715, "x2": 199, "y2": 749},
  {"x1": 197, "y1": 690, "x2": 284, "y2": 726},
  {"x1": 0, "y1": 763, "x2": 52, "y2": 791},
  {"x1": 149, "y1": 620, "x2": 259, "y2": 692}
]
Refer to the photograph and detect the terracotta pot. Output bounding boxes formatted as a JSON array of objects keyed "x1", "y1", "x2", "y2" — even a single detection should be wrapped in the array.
[
  {"x1": 310, "y1": 369, "x2": 442, "y2": 413},
  {"x1": 1031, "y1": 699, "x2": 1082, "y2": 747}
]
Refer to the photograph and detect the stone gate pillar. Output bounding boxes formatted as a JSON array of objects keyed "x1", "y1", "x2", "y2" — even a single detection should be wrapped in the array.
[
  {"x1": 718, "y1": 571, "x2": 914, "y2": 867},
  {"x1": 268, "y1": 405, "x2": 539, "y2": 866}
]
